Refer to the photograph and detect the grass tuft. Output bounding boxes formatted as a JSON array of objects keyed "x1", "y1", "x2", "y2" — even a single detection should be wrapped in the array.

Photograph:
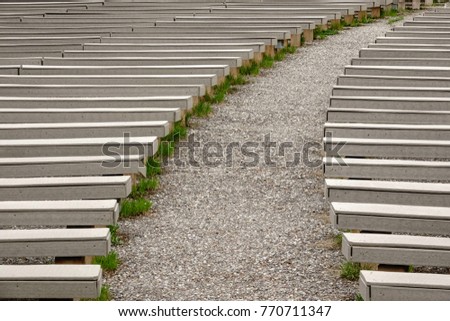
[
  {"x1": 120, "y1": 198, "x2": 152, "y2": 218},
  {"x1": 260, "y1": 54, "x2": 274, "y2": 69},
  {"x1": 93, "y1": 251, "x2": 120, "y2": 272},
  {"x1": 146, "y1": 157, "x2": 162, "y2": 177},
  {"x1": 355, "y1": 293, "x2": 364, "y2": 301},
  {"x1": 109, "y1": 224, "x2": 122, "y2": 246},
  {"x1": 314, "y1": 26, "x2": 340, "y2": 40},
  {"x1": 192, "y1": 101, "x2": 213, "y2": 118},
  {"x1": 131, "y1": 178, "x2": 158, "y2": 198},
  {"x1": 334, "y1": 233, "x2": 343, "y2": 248},
  {"x1": 340, "y1": 261, "x2": 375, "y2": 281}
]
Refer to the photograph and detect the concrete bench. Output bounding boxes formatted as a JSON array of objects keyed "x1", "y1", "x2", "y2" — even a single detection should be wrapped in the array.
[
  {"x1": 0, "y1": 120, "x2": 170, "y2": 139},
  {"x1": 0, "y1": 155, "x2": 146, "y2": 178},
  {"x1": 0, "y1": 50, "x2": 62, "y2": 58},
  {"x1": 376, "y1": 35, "x2": 450, "y2": 44},
  {"x1": 0, "y1": 96, "x2": 193, "y2": 110},
  {"x1": 58, "y1": 55, "x2": 242, "y2": 69},
  {"x1": 0, "y1": 136, "x2": 158, "y2": 158},
  {"x1": 129, "y1": 27, "x2": 291, "y2": 44},
  {"x1": 325, "y1": 122, "x2": 450, "y2": 140},
  {"x1": 360, "y1": 48, "x2": 450, "y2": 59},
  {"x1": 360, "y1": 271, "x2": 450, "y2": 301},
  {"x1": 344, "y1": 65, "x2": 450, "y2": 78},
  {"x1": 324, "y1": 136, "x2": 450, "y2": 158},
  {"x1": 0, "y1": 107, "x2": 181, "y2": 123},
  {"x1": 0, "y1": 25, "x2": 134, "y2": 33},
  {"x1": 0, "y1": 265, "x2": 102, "y2": 299},
  {"x1": 0, "y1": 176, "x2": 132, "y2": 201},
  {"x1": 337, "y1": 75, "x2": 450, "y2": 88},
  {"x1": 103, "y1": 35, "x2": 278, "y2": 47},
  {"x1": 0, "y1": 43, "x2": 84, "y2": 53},
  {"x1": 369, "y1": 43, "x2": 450, "y2": 50},
  {"x1": 0, "y1": 36, "x2": 101, "y2": 45},
  {"x1": 0, "y1": 84, "x2": 206, "y2": 100},
  {"x1": 0, "y1": 66, "x2": 19, "y2": 75},
  {"x1": 386, "y1": 30, "x2": 450, "y2": 38},
  {"x1": 0, "y1": 57, "x2": 42, "y2": 65},
  {"x1": 172, "y1": 16, "x2": 316, "y2": 42},
  {"x1": 150, "y1": 23, "x2": 302, "y2": 46},
  {"x1": 45, "y1": 56, "x2": 244, "y2": 72},
  {"x1": 0, "y1": 74, "x2": 217, "y2": 88},
  {"x1": 0, "y1": 199, "x2": 119, "y2": 227},
  {"x1": 324, "y1": 157, "x2": 450, "y2": 181},
  {"x1": 330, "y1": 96, "x2": 450, "y2": 111},
  {"x1": 333, "y1": 85, "x2": 450, "y2": 98},
  {"x1": 116, "y1": 30, "x2": 289, "y2": 44},
  {"x1": 351, "y1": 57, "x2": 450, "y2": 67},
  {"x1": 18, "y1": 65, "x2": 229, "y2": 80},
  {"x1": 84, "y1": 42, "x2": 265, "y2": 54},
  {"x1": 325, "y1": 179, "x2": 450, "y2": 206},
  {"x1": 327, "y1": 107, "x2": 450, "y2": 124},
  {"x1": 0, "y1": 228, "x2": 110, "y2": 258},
  {"x1": 342, "y1": 233, "x2": 450, "y2": 267},
  {"x1": 330, "y1": 202, "x2": 450, "y2": 235}
]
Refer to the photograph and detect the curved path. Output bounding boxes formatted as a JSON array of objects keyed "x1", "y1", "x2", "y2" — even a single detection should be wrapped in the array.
[{"x1": 108, "y1": 18, "x2": 405, "y2": 301}]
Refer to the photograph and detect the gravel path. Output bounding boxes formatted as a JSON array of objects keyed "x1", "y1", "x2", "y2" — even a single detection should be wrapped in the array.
[{"x1": 107, "y1": 18, "x2": 407, "y2": 301}]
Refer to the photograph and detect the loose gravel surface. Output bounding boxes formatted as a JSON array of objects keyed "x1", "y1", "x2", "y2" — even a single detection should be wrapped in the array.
[{"x1": 107, "y1": 18, "x2": 408, "y2": 301}]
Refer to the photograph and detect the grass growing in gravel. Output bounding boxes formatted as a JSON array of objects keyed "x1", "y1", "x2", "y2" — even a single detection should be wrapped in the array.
[
  {"x1": 355, "y1": 293, "x2": 364, "y2": 301},
  {"x1": 333, "y1": 233, "x2": 343, "y2": 249},
  {"x1": 240, "y1": 61, "x2": 260, "y2": 76},
  {"x1": 340, "y1": 261, "x2": 375, "y2": 281},
  {"x1": 120, "y1": 199, "x2": 152, "y2": 218},
  {"x1": 314, "y1": 26, "x2": 340, "y2": 40},
  {"x1": 109, "y1": 224, "x2": 122, "y2": 246},
  {"x1": 131, "y1": 178, "x2": 158, "y2": 198},
  {"x1": 93, "y1": 251, "x2": 120, "y2": 272}
]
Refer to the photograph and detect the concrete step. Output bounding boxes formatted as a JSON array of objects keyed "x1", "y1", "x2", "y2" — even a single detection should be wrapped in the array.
[{"x1": 333, "y1": 85, "x2": 450, "y2": 98}]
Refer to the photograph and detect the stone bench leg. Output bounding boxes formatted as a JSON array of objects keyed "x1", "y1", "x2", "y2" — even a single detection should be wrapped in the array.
[
  {"x1": 412, "y1": 0, "x2": 420, "y2": 9},
  {"x1": 291, "y1": 34, "x2": 301, "y2": 47},
  {"x1": 303, "y1": 29, "x2": 314, "y2": 45},
  {"x1": 372, "y1": 7, "x2": 381, "y2": 18},
  {"x1": 424, "y1": 0, "x2": 433, "y2": 6},
  {"x1": 344, "y1": 15, "x2": 354, "y2": 25},
  {"x1": 358, "y1": 11, "x2": 367, "y2": 21},
  {"x1": 398, "y1": 1, "x2": 406, "y2": 10}
]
